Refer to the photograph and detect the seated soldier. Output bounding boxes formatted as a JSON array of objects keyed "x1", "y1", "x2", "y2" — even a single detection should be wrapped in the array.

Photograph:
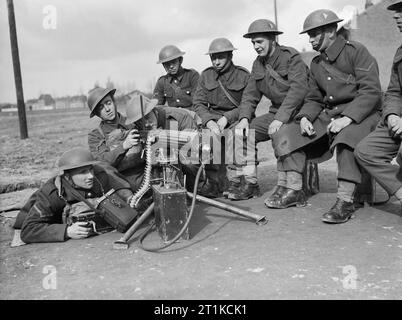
[
  {"x1": 271, "y1": 9, "x2": 382, "y2": 224},
  {"x1": 355, "y1": 0, "x2": 402, "y2": 212},
  {"x1": 193, "y1": 37, "x2": 250, "y2": 198},
  {"x1": 87, "y1": 87, "x2": 147, "y2": 191},
  {"x1": 234, "y1": 19, "x2": 309, "y2": 201},
  {"x1": 13, "y1": 147, "x2": 135, "y2": 244},
  {"x1": 125, "y1": 95, "x2": 201, "y2": 191},
  {"x1": 153, "y1": 45, "x2": 200, "y2": 112}
]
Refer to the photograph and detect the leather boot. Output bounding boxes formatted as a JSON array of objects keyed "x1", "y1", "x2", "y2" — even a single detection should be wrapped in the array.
[
  {"x1": 224, "y1": 179, "x2": 242, "y2": 198},
  {"x1": 229, "y1": 182, "x2": 261, "y2": 201},
  {"x1": 197, "y1": 179, "x2": 220, "y2": 198},
  {"x1": 322, "y1": 198, "x2": 355, "y2": 224},
  {"x1": 266, "y1": 188, "x2": 307, "y2": 209},
  {"x1": 264, "y1": 185, "x2": 287, "y2": 207}
]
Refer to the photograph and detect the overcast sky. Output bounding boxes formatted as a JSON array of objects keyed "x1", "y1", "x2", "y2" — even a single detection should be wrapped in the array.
[{"x1": 0, "y1": 0, "x2": 380, "y2": 103}]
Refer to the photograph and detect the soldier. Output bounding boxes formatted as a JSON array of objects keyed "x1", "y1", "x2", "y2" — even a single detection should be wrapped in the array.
[
  {"x1": 153, "y1": 45, "x2": 200, "y2": 111},
  {"x1": 87, "y1": 87, "x2": 149, "y2": 191},
  {"x1": 355, "y1": 0, "x2": 402, "y2": 211},
  {"x1": 233, "y1": 19, "x2": 309, "y2": 201},
  {"x1": 13, "y1": 148, "x2": 135, "y2": 243},
  {"x1": 270, "y1": 9, "x2": 382, "y2": 224},
  {"x1": 193, "y1": 38, "x2": 250, "y2": 198}
]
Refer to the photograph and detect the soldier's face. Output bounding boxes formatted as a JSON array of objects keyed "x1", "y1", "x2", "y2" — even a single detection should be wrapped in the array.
[
  {"x1": 251, "y1": 36, "x2": 274, "y2": 57},
  {"x1": 69, "y1": 165, "x2": 94, "y2": 190},
  {"x1": 163, "y1": 58, "x2": 182, "y2": 75},
  {"x1": 97, "y1": 95, "x2": 116, "y2": 121},
  {"x1": 210, "y1": 52, "x2": 231, "y2": 72},
  {"x1": 307, "y1": 28, "x2": 331, "y2": 52},
  {"x1": 393, "y1": 8, "x2": 402, "y2": 32}
]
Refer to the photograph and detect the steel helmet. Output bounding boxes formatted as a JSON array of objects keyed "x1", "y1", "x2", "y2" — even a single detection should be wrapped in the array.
[
  {"x1": 125, "y1": 95, "x2": 159, "y2": 124},
  {"x1": 58, "y1": 147, "x2": 98, "y2": 172},
  {"x1": 388, "y1": 0, "x2": 402, "y2": 10},
  {"x1": 243, "y1": 19, "x2": 283, "y2": 38},
  {"x1": 206, "y1": 38, "x2": 237, "y2": 55},
  {"x1": 300, "y1": 9, "x2": 343, "y2": 34},
  {"x1": 157, "y1": 45, "x2": 185, "y2": 64},
  {"x1": 87, "y1": 87, "x2": 116, "y2": 118}
]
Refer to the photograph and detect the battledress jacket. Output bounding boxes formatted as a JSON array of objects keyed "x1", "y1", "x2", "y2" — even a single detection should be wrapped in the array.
[
  {"x1": 238, "y1": 45, "x2": 309, "y2": 124},
  {"x1": 13, "y1": 164, "x2": 133, "y2": 243},
  {"x1": 273, "y1": 36, "x2": 382, "y2": 158},
  {"x1": 193, "y1": 62, "x2": 250, "y2": 127},
  {"x1": 153, "y1": 67, "x2": 200, "y2": 109},
  {"x1": 382, "y1": 45, "x2": 402, "y2": 121},
  {"x1": 88, "y1": 108, "x2": 197, "y2": 188}
]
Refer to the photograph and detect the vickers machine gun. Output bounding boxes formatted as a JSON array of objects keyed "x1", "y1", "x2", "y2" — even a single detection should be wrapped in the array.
[{"x1": 113, "y1": 96, "x2": 268, "y2": 251}]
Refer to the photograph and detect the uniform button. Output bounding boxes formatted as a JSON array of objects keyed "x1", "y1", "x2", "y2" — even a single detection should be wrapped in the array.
[
  {"x1": 186, "y1": 91, "x2": 190, "y2": 94},
  {"x1": 164, "y1": 93, "x2": 167, "y2": 97},
  {"x1": 327, "y1": 76, "x2": 332, "y2": 80},
  {"x1": 329, "y1": 96, "x2": 334, "y2": 100},
  {"x1": 87, "y1": 192, "x2": 92, "y2": 197},
  {"x1": 176, "y1": 99, "x2": 180, "y2": 102},
  {"x1": 174, "y1": 80, "x2": 178, "y2": 83}
]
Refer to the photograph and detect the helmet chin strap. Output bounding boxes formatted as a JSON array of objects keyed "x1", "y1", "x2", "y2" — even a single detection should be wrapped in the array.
[{"x1": 314, "y1": 33, "x2": 326, "y2": 52}]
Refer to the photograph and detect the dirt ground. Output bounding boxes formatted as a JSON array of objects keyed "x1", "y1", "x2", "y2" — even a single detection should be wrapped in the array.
[{"x1": 0, "y1": 107, "x2": 401, "y2": 300}]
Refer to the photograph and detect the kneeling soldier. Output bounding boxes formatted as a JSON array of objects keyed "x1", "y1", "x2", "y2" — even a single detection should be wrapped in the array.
[
  {"x1": 271, "y1": 9, "x2": 382, "y2": 224},
  {"x1": 13, "y1": 148, "x2": 134, "y2": 243}
]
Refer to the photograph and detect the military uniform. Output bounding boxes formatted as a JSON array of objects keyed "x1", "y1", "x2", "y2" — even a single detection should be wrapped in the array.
[
  {"x1": 153, "y1": 68, "x2": 200, "y2": 109},
  {"x1": 13, "y1": 164, "x2": 133, "y2": 243},
  {"x1": 355, "y1": 45, "x2": 402, "y2": 195},
  {"x1": 88, "y1": 107, "x2": 198, "y2": 190},
  {"x1": 276, "y1": 36, "x2": 382, "y2": 184},
  {"x1": 193, "y1": 62, "x2": 249, "y2": 189},
  {"x1": 88, "y1": 113, "x2": 145, "y2": 190},
  {"x1": 237, "y1": 45, "x2": 309, "y2": 177}
]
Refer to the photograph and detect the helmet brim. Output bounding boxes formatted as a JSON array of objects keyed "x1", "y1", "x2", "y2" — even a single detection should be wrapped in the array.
[
  {"x1": 157, "y1": 52, "x2": 185, "y2": 64},
  {"x1": 387, "y1": 2, "x2": 402, "y2": 10},
  {"x1": 205, "y1": 48, "x2": 237, "y2": 55},
  {"x1": 243, "y1": 31, "x2": 283, "y2": 38},
  {"x1": 89, "y1": 88, "x2": 116, "y2": 118},
  {"x1": 59, "y1": 160, "x2": 99, "y2": 172},
  {"x1": 300, "y1": 18, "x2": 343, "y2": 34}
]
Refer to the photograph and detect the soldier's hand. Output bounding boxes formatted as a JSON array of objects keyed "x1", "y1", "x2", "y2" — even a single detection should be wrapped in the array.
[
  {"x1": 327, "y1": 116, "x2": 352, "y2": 134},
  {"x1": 67, "y1": 222, "x2": 92, "y2": 239},
  {"x1": 390, "y1": 117, "x2": 402, "y2": 138},
  {"x1": 235, "y1": 118, "x2": 250, "y2": 137},
  {"x1": 300, "y1": 117, "x2": 315, "y2": 136},
  {"x1": 387, "y1": 114, "x2": 402, "y2": 137},
  {"x1": 216, "y1": 116, "x2": 228, "y2": 133},
  {"x1": 268, "y1": 120, "x2": 283, "y2": 136},
  {"x1": 206, "y1": 120, "x2": 221, "y2": 136},
  {"x1": 122, "y1": 129, "x2": 140, "y2": 150}
]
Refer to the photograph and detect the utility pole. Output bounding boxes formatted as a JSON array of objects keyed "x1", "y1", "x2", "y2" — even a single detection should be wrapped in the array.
[
  {"x1": 274, "y1": 0, "x2": 278, "y2": 28},
  {"x1": 7, "y1": 0, "x2": 28, "y2": 139}
]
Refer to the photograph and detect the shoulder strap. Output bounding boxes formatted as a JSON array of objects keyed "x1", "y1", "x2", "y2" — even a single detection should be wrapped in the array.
[
  {"x1": 97, "y1": 125, "x2": 105, "y2": 139},
  {"x1": 61, "y1": 177, "x2": 100, "y2": 212},
  {"x1": 319, "y1": 59, "x2": 356, "y2": 85},
  {"x1": 217, "y1": 78, "x2": 240, "y2": 107},
  {"x1": 265, "y1": 63, "x2": 290, "y2": 88}
]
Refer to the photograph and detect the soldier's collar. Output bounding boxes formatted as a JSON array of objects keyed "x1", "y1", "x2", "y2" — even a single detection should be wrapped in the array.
[
  {"x1": 214, "y1": 61, "x2": 235, "y2": 81},
  {"x1": 100, "y1": 112, "x2": 128, "y2": 130},
  {"x1": 324, "y1": 36, "x2": 346, "y2": 62},
  {"x1": 266, "y1": 45, "x2": 281, "y2": 66},
  {"x1": 168, "y1": 67, "x2": 185, "y2": 82}
]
